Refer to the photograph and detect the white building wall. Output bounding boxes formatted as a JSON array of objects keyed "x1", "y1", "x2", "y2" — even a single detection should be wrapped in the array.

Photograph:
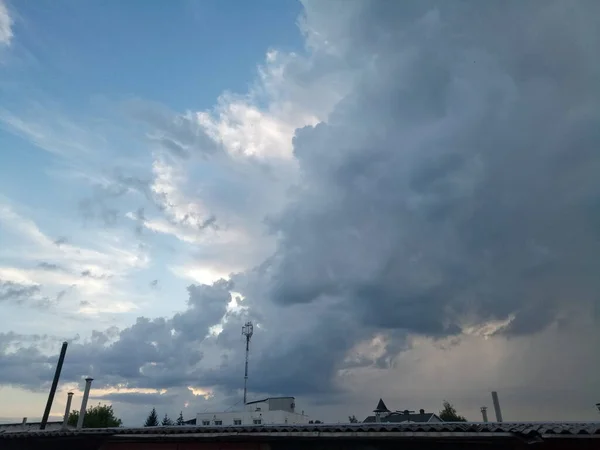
[
  {"x1": 244, "y1": 400, "x2": 269, "y2": 413},
  {"x1": 196, "y1": 410, "x2": 310, "y2": 426}
]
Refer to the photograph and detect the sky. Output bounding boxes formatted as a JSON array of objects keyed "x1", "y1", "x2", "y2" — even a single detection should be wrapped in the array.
[{"x1": 1, "y1": 0, "x2": 600, "y2": 426}]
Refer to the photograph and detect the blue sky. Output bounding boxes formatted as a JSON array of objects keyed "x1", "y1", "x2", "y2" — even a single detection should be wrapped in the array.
[{"x1": 1, "y1": 0, "x2": 600, "y2": 427}]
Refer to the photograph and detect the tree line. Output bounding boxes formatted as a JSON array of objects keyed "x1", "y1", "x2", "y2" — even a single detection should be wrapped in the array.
[
  {"x1": 69, "y1": 400, "x2": 468, "y2": 428},
  {"x1": 143, "y1": 407, "x2": 186, "y2": 426},
  {"x1": 67, "y1": 404, "x2": 187, "y2": 428}
]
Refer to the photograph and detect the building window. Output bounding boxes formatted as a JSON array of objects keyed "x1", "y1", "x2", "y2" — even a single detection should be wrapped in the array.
[
  {"x1": 202, "y1": 421, "x2": 210, "y2": 426},
  {"x1": 234, "y1": 419, "x2": 242, "y2": 425},
  {"x1": 214, "y1": 420, "x2": 222, "y2": 426},
  {"x1": 253, "y1": 419, "x2": 262, "y2": 425}
]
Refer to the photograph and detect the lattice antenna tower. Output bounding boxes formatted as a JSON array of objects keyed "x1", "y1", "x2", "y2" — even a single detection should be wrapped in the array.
[{"x1": 241, "y1": 321, "x2": 254, "y2": 405}]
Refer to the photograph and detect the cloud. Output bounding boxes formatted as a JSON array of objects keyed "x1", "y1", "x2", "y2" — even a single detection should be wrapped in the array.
[
  {"x1": 0, "y1": 280, "x2": 40, "y2": 303},
  {"x1": 0, "y1": 281, "x2": 233, "y2": 391},
  {"x1": 37, "y1": 262, "x2": 65, "y2": 272},
  {"x1": 267, "y1": 0, "x2": 600, "y2": 337},
  {"x1": 0, "y1": 200, "x2": 149, "y2": 319},
  {"x1": 53, "y1": 236, "x2": 68, "y2": 247},
  {"x1": 0, "y1": 0, "x2": 13, "y2": 47},
  {"x1": 127, "y1": 100, "x2": 222, "y2": 160}
]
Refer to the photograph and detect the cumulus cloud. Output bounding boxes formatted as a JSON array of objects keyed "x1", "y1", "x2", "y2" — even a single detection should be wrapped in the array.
[
  {"x1": 267, "y1": 0, "x2": 600, "y2": 339},
  {"x1": 209, "y1": 0, "x2": 600, "y2": 410},
  {"x1": 0, "y1": 281, "x2": 233, "y2": 390}
]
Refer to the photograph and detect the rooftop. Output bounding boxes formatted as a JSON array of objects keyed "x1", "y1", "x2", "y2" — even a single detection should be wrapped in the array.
[
  {"x1": 2, "y1": 421, "x2": 599, "y2": 440},
  {"x1": 244, "y1": 396, "x2": 295, "y2": 405},
  {"x1": 364, "y1": 412, "x2": 440, "y2": 423}
]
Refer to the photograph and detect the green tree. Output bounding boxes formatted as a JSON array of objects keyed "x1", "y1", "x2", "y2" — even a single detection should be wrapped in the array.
[
  {"x1": 144, "y1": 407, "x2": 159, "y2": 427},
  {"x1": 67, "y1": 403, "x2": 122, "y2": 428},
  {"x1": 176, "y1": 411, "x2": 185, "y2": 426},
  {"x1": 161, "y1": 413, "x2": 173, "y2": 426},
  {"x1": 348, "y1": 415, "x2": 358, "y2": 423},
  {"x1": 439, "y1": 401, "x2": 467, "y2": 422}
]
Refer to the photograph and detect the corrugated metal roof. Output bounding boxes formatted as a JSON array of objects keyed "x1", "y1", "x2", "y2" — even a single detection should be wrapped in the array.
[{"x1": 1, "y1": 422, "x2": 599, "y2": 440}]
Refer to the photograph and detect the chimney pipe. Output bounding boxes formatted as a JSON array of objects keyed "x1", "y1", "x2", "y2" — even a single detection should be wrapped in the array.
[
  {"x1": 62, "y1": 392, "x2": 74, "y2": 429},
  {"x1": 21, "y1": 417, "x2": 27, "y2": 426},
  {"x1": 491, "y1": 391, "x2": 503, "y2": 422},
  {"x1": 419, "y1": 409, "x2": 425, "y2": 415},
  {"x1": 480, "y1": 406, "x2": 488, "y2": 422},
  {"x1": 77, "y1": 378, "x2": 94, "y2": 429},
  {"x1": 40, "y1": 341, "x2": 68, "y2": 430}
]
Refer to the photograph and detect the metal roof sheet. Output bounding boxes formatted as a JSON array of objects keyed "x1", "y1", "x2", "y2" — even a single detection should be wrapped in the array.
[{"x1": 1, "y1": 422, "x2": 599, "y2": 440}]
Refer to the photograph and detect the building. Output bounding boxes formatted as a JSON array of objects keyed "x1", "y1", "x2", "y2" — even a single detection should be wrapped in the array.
[
  {"x1": 363, "y1": 398, "x2": 442, "y2": 423},
  {"x1": 195, "y1": 396, "x2": 311, "y2": 426}
]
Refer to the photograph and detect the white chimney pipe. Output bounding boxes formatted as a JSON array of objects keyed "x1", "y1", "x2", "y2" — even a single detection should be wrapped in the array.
[
  {"x1": 77, "y1": 378, "x2": 94, "y2": 429},
  {"x1": 62, "y1": 392, "x2": 74, "y2": 429},
  {"x1": 491, "y1": 391, "x2": 503, "y2": 422},
  {"x1": 480, "y1": 406, "x2": 488, "y2": 422}
]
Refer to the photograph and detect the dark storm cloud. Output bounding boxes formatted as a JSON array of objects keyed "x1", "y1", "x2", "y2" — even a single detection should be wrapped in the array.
[{"x1": 268, "y1": 0, "x2": 600, "y2": 339}]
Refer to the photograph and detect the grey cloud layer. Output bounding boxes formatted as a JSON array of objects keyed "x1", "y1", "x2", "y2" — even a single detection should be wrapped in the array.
[
  {"x1": 270, "y1": 0, "x2": 600, "y2": 335},
  {"x1": 2, "y1": 0, "x2": 600, "y2": 415}
]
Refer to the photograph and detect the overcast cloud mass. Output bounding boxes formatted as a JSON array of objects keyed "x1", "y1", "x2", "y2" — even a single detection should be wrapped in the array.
[{"x1": 1, "y1": 0, "x2": 599, "y2": 425}]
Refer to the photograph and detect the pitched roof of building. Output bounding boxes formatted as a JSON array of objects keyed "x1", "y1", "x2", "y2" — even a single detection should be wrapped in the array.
[
  {"x1": 364, "y1": 412, "x2": 440, "y2": 423},
  {"x1": 373, "y1": 398, "x2": 390, "y2": 413}
]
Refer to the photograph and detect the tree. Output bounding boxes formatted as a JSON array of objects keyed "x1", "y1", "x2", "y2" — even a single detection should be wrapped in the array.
[
  {"x1": 176, "y1": 411, "x2": 185, "y2": 426},
  {"x1": 348, "y1": 415, "x2": 358, "y2": 423},
  {"x1": 144, "y1": 407, "x2": 159, "y2": 427},
  {"x1": 162, "y1": 413, "x2": 173, "y2": 426},
  {"x1": 67, "y1": 403, "x2": 122, "y2": 428},
  {"x1": 439, "y1": 401, "x2": 467, "y2": 422}
]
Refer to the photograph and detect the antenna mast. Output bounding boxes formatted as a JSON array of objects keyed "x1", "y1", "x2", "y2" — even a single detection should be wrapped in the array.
[{"x1": 241, "y1": 321, "x2": 254, "y2": 405}]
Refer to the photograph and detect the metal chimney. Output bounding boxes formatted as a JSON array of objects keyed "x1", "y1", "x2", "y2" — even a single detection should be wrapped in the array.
[
  {"x1": 491, "y1": 391, "x2": 503, "y2": 422},
  {"x1": 480, "y1": 406, "x2": 488, "y2": 422},
  {"x1": 62, "y1": 392, "x2": 74, "y2": 429},
  {"x1": 76, "y1": 378, "x2": 94, "y2": 429},
  {"x1": 21, "y1": 417, "x2": 27, "y2": 426}
]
